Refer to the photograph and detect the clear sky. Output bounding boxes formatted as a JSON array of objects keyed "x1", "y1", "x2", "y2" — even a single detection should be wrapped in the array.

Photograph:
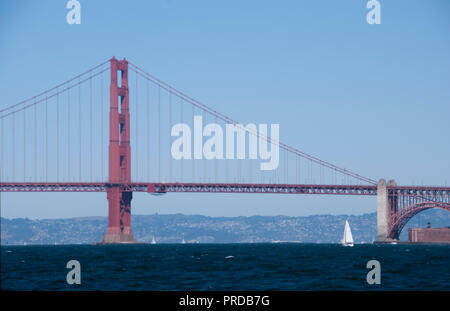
[{"x1": 1, "y1": 0, "x2": 449, "y2": 219}]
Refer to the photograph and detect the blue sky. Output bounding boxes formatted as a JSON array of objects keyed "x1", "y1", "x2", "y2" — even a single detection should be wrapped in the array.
[{"x1": 1, "y1": 0, "x2": 449, "y2": 219}]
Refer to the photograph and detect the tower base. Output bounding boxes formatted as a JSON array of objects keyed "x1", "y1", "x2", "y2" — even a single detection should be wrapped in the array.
[{"x1": 94, "y1": 231, "x2": 141, "y2": 245}]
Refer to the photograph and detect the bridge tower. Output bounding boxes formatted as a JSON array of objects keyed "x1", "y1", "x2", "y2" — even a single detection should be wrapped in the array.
[
  {"x1": 102, "y1": 57, "x2": 134, "y2": 243},
  {"x1": 377, "y1": 178, "x2": 397, "y2": 242}
]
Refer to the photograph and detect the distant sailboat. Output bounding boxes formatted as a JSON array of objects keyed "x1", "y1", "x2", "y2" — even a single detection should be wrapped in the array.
[
  {"x1": 341, "y1": 220, "x2": 354, "y2": 247},
  {"x1": 181, "y1": 238, "x2": 186, "y2": 244},
  {"x1": 151, "y1": 236, "x2": 156, "y2": 244}
]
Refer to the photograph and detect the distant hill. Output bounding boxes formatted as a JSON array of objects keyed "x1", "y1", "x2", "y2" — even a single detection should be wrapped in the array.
[{"x1": 1, "y1": 209, "x2": 449, "y2": 245}]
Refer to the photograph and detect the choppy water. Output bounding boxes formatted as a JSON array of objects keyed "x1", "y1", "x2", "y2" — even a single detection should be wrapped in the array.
[{"x1": 1, "y1": 244, "x2": 449, "y2": 290}]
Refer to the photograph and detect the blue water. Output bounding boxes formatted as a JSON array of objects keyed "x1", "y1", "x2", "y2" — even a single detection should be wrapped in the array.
[{"x1": 1, "y1": 244, "x2": 449, "y2": 290}]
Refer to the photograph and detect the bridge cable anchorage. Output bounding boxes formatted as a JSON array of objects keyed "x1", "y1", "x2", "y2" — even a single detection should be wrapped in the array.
[{"x1": 128, "y1": 61, "x2": 377, "y2": 185}]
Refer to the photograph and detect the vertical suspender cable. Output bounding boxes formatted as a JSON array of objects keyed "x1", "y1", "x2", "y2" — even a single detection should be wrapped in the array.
[
  {"x1": 238, "y1": 145, "x2": 241, "y2": 183},
  {"x1": 90, "y1": 77, "x2": 93, "y2": 181},
  {"x1": 136, "y1": 71, "x2": 139, "y2": 181},
  {"x1": 56, "y1": 90, "x2": 59, "y2": 181},
  {"x1": 225, "y1": 124, "x2": 228, "y2": 183},
  {"x1": 202, "y1": 109, "x2": 205, "y2": 182},
  {"x1": 79, "y1": 80, "x2": 82, "y2": 181},
  {"x1": 147, "y1": 78, "x2": 150, "y2": 181},
  {"x1": 0, "y1": 116, "x2": 3, "y2": 181},
  {"x1": 34, "y1": 104, "x2": 37, "y2": 180},
  {"x1": 12, "y1": 113, "x2": 15, "y2": 180},
  {"x1": 66, "y1": 87, "x2": 70, "y2": 180},
  {"x1": 169, "y1": 92, "x2": 172, "y2": 182},
  {"x1": 45, "y1": 96, "x2": 48, "y2": 182},
  {"x1": 23, "y1": 109, "x2": 26, "y2": 181},
  {"x1": 192, "y1": 104, "x2": 194, "y2": 182},
  {"x1": 215, "y1": 115, "x2": 217, "y2": 182},
  {"x1": 180, "y1": 97, "x2": 183, "y2": 182},
  {"x1": 320, "y1": 166, "x2": 323, "y2": 185},
  {"x1": 285, "y1": 151, "x2": 288, "y2": 184},
  {"x1": 248, "y1": 154, "x2": 251, "y2": 184},
  {"x1": 101, "y1": 70, "x2": 104, "y2": 181},
  {"x1": 158, "y1": 85, "x2": 161, "y2": 182}
]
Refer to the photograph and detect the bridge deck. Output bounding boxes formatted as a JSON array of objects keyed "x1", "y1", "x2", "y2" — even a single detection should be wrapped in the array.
[
  {"x1": 2, "y1": 182, "x2": 449, "y2": 197},
  {"x1": 0, "y1": 182, "x2": 378, "y2": 195}
]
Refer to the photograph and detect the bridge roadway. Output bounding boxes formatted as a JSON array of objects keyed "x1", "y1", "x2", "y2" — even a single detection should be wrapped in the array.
[
  {"x1": 1, "y1": 182, "x2": 449, "y2": 198},
  {"x1": 0, "y1": 182, "x2": 377, "y2": 195}
]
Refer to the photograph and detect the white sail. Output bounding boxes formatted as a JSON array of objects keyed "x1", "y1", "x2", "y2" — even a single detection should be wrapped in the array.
[
  {"x1": 151, "y1": 236, "x2": 156, "y2": 244},
  {"x1": 342, "y1": 220, "x2": 354, "y2": 246}
]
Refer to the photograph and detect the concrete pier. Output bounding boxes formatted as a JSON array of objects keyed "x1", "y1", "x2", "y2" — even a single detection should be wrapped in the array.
[
  {"x1": 377, "y1": 179, "x2": 388, "y2": 242},
  {"x1": 376, "y1": 178, "x2": 400, "y2": 242}
]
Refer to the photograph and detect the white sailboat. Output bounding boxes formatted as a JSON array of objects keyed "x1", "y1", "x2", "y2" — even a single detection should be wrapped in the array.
[
  {"x1": 151, "y1": 236, "x2": 157, "y2": 244},
  {"x1": 341, "y1": 220, "x2": 354, "y2": 247},
  {"x1": 181, "y1": 238, "x2": 186, "y2": 244}
]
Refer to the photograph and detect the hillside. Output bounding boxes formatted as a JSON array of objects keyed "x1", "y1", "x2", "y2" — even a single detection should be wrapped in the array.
[{"x1": 1, "y1": 209, "x2": 449, "y2": 245}]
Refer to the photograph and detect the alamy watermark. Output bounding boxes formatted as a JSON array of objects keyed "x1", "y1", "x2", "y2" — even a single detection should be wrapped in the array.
[
  {"x1": 171, "y1": 115, "x2": 280, "y2": 171},
  {"x1": 63, "y1": 258, "x2": 381, "y2": 286},
  {"x1": 366, "y1": 260, "x2": 381, "y2": 285},
  {"x1": 66, "y1": 260, "x2": 81, "y2": 285},
  {"x1": 366, "y1": 0, "x2": 381, "y2": 25},
  {"x1": 65, "y1": 1, "x2": 380, "y2": 26},
  {"x1": 66, "y1": 0, "x2": 81, "y2": 25}
]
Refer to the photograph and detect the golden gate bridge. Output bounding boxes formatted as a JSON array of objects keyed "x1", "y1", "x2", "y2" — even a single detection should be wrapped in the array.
[{"x1": 0, "y1": 58, "x2": 448, "y2": 243}]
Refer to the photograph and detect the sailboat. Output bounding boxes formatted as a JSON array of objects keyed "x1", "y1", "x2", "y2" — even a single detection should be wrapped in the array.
[
  {"x1": 341, "y1": 220, "x2": 354, "y2": 247},
  {"x1": 151, "y1": 236, "x2": 157, "y2": 244},
  {"x1": 181, "y1": 238, "x2": 186, "y2": 244}
]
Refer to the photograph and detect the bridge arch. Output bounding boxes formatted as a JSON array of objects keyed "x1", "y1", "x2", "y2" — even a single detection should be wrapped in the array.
[{"x1": 388, "y1": 202, "x2": 450, "y2": 240}]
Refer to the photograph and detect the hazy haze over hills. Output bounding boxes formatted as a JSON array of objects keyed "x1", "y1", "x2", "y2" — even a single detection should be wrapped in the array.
[{"x1": 1, "y1": 209, "x2": 449, "y2": 245}]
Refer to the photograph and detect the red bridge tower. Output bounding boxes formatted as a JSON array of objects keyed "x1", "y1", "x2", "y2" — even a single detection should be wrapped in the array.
[{"x1": 101, "y1": 57, "x2": 134, "y2": 243}]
